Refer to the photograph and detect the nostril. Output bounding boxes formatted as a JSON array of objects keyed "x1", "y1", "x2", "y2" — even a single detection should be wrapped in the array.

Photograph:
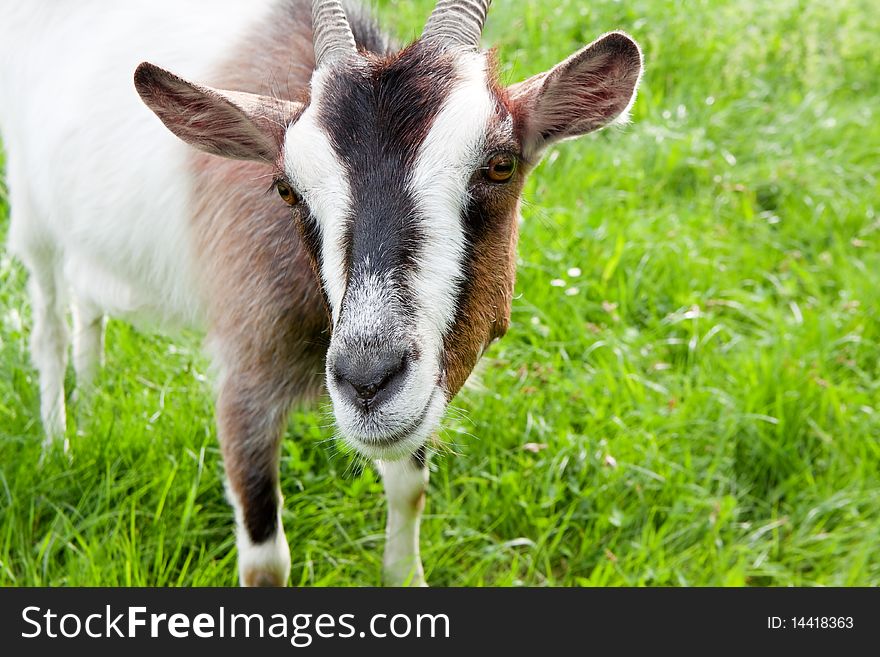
[
  {"x1": 333, "y1": 351, "x2": 408, "y2": 410},
  {"x1": 351, "y1": 380, "x2": 378, "y2": 400}
]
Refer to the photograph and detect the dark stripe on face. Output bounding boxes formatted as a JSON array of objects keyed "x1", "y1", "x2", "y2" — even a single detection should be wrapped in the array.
[
  {"x1": 445, "y1": 196, "x2": 490, "y2": 353},
  {"x1": 315, "y1": 42, "x2": 460, "y2": 309},
  {"x1": 294, "y1": 206, "x2": 333, "y2": 318}
]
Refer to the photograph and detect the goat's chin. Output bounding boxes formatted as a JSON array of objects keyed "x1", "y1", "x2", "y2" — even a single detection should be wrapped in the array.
[{"x1": 334, "y1": 388, "x2": 446, "y2": 461}]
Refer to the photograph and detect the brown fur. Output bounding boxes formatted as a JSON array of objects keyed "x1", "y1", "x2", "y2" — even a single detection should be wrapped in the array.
[
  {"x1": 188, "y1": 2, "x2": 330, "y2": 546},
  {"x1": 441, "y1": 186, "x2": 522, "y2": 396},
  {"x1": 441, "y1": 60, "x2": 525, "y2": 397},
  {"x1": 186, "y1": 0, "x2": 397, "y2": 552}
]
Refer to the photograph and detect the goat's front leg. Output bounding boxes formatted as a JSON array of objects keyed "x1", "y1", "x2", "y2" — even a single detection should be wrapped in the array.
[
  {"x1": 377, "y1": 448, "x2": 429, "y2": 587},
  {"x1": 217, "y1": 377, "x2": 292, "y2": 587}
]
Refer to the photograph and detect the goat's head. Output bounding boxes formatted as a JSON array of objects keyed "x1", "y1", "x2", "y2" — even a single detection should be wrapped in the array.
[{"x1": 135, "y1": 0, "x2": 642, "y2": 460}]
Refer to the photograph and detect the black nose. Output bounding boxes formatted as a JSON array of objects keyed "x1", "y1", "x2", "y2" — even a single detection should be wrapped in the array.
[{"x1": 332, "y1": 350, "x2": 408, "y2": 411}]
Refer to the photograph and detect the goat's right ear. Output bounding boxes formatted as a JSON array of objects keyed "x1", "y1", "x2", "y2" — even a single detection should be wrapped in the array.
[
  {"x1": 134, "y1": 62, "x2": 300, "y2": 164},
  {"x1": 508, "y1": 32, "x2": 643, "y2": 162}
]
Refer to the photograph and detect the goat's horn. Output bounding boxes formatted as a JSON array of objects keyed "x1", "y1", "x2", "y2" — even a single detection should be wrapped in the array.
[
  {"x1": 312, "y1": 0, "x2": 357, "y2": 68},
  {"x1": 422, "y1": 0, "x2": 492, "y2": 50}
]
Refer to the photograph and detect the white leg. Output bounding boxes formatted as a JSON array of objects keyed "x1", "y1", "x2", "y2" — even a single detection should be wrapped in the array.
[
  {"x1": 25, "y1": 254, "x2": 69, "y2": 445},
  {"x1": 71, "y1": 296, "x2": 105, "y2": 389},
  {"x1": 228, "y1": 484, "x2": 291, "y2": 587},
  {"x1": 216, "y1": 374, "x2": 294, "y2": 587},
  {"x1": 378, "y1": 453, "x2": 429, "y2": 587}
]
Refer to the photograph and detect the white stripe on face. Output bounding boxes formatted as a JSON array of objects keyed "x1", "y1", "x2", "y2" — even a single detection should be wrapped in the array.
[
  {"x1": 283, "y1": 67, "x2": 352, "y2": 326},
  {"x1": 408, "y1": 53, "x2": 495, "y2": 350}
]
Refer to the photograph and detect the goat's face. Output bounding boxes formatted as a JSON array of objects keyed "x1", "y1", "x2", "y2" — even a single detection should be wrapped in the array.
[
  {"x1": 135, "y1": 6, "x2": 642, "y2": 461},
  {"x1": 282, "y1": 42, "x2": 524, "y2": 459}
]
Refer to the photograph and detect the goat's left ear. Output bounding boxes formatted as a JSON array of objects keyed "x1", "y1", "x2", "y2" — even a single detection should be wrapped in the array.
[
  {"x1": 134, "y1": 62, "x2": 301, "y2": 164},
  {"x1": 508, "y1": 31, "x2": 643, "y2": 161}
]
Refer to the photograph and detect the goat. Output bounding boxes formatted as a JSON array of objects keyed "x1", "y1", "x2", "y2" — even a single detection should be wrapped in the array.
[{"x1": 0, "y1": 0, "x2": 642, "y2": 586}]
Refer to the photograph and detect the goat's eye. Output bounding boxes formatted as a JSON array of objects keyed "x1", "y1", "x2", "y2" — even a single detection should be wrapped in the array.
[
  {"x1": 484, "y1": 153, "x2": 517, "y2": 183},
  {"x1": 276, "y1": 180, "x2": 300, "y2": 206}
]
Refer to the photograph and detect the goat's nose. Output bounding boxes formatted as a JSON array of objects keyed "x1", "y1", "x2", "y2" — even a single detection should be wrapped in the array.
[{"x1": 332, "y1": 351, "x2": 408, "y2": 411}]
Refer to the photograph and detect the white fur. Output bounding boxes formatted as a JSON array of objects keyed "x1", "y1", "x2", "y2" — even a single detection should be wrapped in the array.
[
  {"x1": 325, "y1": 268, "x2": 446, "y2": 460},
  {"x1": 0, "y1": 0, "x2": 278, "y2": 444},
  {"x1": 71, "y1": 295, "x2": 105, "y2": 389},
  {"x1": 22, "y1": 250, "x2": 68, "y2": 444},
  {"x1": 1, "y1": 0, "x2": 279, "y2": 332},
  {"x1": 284, "y1": 66, "x2": 357, "y2": 327},
  {"x1": 409, "y1": 52, "x2": 494, "y2": 341},
  {"x1": 378, "y1": 457, "x2": 429, "y2": 586}
]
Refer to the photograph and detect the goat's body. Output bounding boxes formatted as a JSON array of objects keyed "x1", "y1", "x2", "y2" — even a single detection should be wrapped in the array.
[
  {"x1": 0, "y1": 0, "x2": 383, "y2": 332},
  {"x1": 3, "y1": 0, "x2": 265, "y2": 327}
]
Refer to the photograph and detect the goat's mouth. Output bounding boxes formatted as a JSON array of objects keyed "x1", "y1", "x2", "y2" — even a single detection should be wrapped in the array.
[{"x1": 336, "y1": 388, "x2": 443, "y2": 461}]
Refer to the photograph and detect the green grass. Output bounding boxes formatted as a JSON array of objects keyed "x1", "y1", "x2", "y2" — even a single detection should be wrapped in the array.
[{"x1": 1, "y1": 0, "x2": 879, "y2": 586}]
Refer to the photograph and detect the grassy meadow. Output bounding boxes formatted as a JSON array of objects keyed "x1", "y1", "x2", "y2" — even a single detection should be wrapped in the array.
[{"x1": 1, "y1": 0, "x2": 878, "y2": 586}]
